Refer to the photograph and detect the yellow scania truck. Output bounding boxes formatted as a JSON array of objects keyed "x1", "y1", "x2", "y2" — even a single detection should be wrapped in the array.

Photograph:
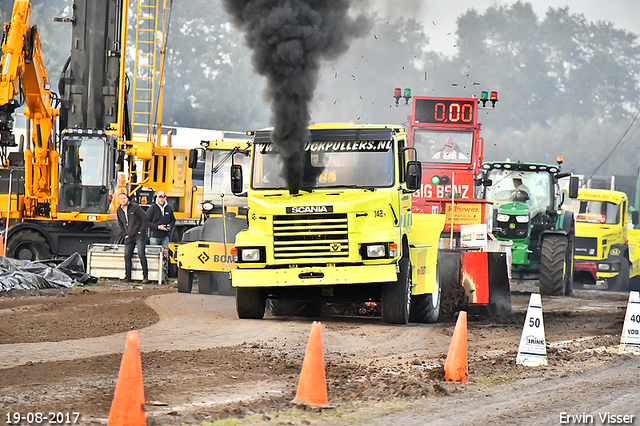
[
  {"x1": 228, "y1": 123, "x2": 447, "y2": 324},
  {"x1": 566, "y1": 188, "x2": 640, "y2": 291}
]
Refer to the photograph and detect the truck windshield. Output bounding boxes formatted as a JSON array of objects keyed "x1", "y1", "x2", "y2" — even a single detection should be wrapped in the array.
[
  {"x1": 567, "y1": 200, "x2": 620, "y2": 225},
  {"x1": 58, "y1": 135, "x2": 112, "y2": 213},
  {"x1": 484, "y1": 169, "x2": 553, "y2": 218},
  {"x1": 412, "y1": 129, "x2": 473, "y2": 164},
  {"x1": 203, "y1": 149, "x2": 249, "y2": 207},
  {"x1": 252, "y1": 141, "x2": 395, "y2": 190}
]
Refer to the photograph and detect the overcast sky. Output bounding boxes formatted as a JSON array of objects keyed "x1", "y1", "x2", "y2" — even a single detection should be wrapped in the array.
[{"x1": 396, "y1": 0, "x2": 640, "y2": 57}]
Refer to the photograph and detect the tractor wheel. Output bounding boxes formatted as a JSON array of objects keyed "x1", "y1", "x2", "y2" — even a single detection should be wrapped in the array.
[
  {"x1": 270, "y1": 300, "x2": 322, "y2": 317},
  {"x1": 381, "y1": 258, "x2": 412, "y2": 324},
  {"x1": 409, "y1": 264, "x2": 441, "y2": 323},
  {"x1": 197, "y1": 272, "x2": 215, "y2": 294},
  {"x1": 177, "y1": 268, "x2": 193, "y2": 293},
  {"x1": 7, "y1": 230, "x2": 52, "y2": 261},
  {"x1": 608, "y1": 258, "x2": 630, "y2": 292},
  {"x1": 236, "y1": 287, "x2": 266, "y2": 319},
  {"x1": 539, "y1": 235, "x2": 572, "y2": 296}
]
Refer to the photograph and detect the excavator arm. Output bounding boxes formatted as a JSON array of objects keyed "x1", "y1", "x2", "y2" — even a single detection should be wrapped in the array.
[{"x1": 0, "y1": 0, "x2": 60, "y2": 217}]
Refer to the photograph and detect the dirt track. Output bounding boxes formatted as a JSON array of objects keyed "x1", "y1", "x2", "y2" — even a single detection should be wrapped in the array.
[{"x1": 0, "y1": 282, "x2": 638, "y2": 425}]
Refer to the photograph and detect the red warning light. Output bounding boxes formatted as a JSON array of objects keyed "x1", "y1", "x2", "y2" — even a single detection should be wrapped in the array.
[
  {"x1": 394, "y1": 88, "x2": 402, "y2": 105},
  {"x1": 490, "y1": 91, "x2": 498, "y2": 107}
]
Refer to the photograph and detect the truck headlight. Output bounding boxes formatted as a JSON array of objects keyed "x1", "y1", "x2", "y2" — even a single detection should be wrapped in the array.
[
  {"x1": 597, "y1": 263, "x2": 611, "y2": 271},
  {"x1": 238, "y1": 247, "x2": 264, "y2": 262},
  {"x1": 202, "y1": 202, "x2": 214, "y2": 213},
  {"x1": 497, "y1": 214, "x2": 510, "y2": 222},
  {"x1": 361, "y1": 243, "x2": 388, "y2": 259},
  {"x1": 515, "y1": 215, "x2": 529, "y2": 223}
]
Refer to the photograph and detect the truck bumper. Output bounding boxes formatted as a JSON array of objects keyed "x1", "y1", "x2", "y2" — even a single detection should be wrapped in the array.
[
  {"x1": 232, "y1": 263, "x2": 398, "y2": 288},
  {"x1": 574, "y1": 261, "x2": 597, "y2": 275},
  {"x1": 574, "y1": 259, "x2": 619, "y2": 280}
]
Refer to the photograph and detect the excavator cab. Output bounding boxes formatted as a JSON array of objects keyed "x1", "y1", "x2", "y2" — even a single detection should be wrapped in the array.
[{"x1": 58, "y1": 128, "x2": 117, "y2": 214}]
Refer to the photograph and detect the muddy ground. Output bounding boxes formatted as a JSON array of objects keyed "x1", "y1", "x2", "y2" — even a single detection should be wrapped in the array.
[{"x1": 0, "y1": 281, "x2": 638, "y2": 426}]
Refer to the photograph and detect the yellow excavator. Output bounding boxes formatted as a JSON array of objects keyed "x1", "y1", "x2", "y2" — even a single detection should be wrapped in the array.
[
  {"x1": 0, "y1": 0, "x2": 106, "y2": 260},
  {"x1": 0, "y1": 0, "x2": 200, "y2": 262}
]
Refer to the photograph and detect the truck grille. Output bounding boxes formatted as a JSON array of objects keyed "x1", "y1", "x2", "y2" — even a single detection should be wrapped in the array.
[
  {"x1": 575, "y1": 237, "x2": 598, "y2": 257},
  {"x1": 272, "y1": 213, "x2": 349, "y2": 260}
]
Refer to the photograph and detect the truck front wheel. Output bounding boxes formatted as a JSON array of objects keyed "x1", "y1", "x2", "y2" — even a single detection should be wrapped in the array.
[
  {"x1": 382, "y1": 258, "x2": 412, "y2": 324},
  {"x1": 236, "y1": 287, "x2": 266, "y2": 319},
  {"x1": 409, "y1": 265, "x2": 440, "y2": 323},
  {"x1": 539, "y1": 235, "x2": 572, "y2": 296}
]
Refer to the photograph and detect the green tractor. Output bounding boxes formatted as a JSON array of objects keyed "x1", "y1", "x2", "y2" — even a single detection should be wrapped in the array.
[{"x1": 482, "y1": 158, "x2": 578, "y2": 296}]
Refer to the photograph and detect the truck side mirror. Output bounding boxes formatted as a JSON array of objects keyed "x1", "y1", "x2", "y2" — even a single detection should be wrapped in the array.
[
  {"x1": 632, "y1": 210, "x2": 639, "y2": 226},
  {"x1": 188, "y1": 149, "x2": 198, "y2": 169},
  {"x1": 405, "y1": 160, "x2": 422, "y2": 192},
  {"x1": 231, "y1": 164, "x2": 244, "y2": 195},
  {"x1": 568, "y1": 176, "x2": 579, "y2": 199}
]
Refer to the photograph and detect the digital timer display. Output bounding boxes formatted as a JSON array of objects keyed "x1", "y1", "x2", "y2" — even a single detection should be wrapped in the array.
[{"x1": 413, "y1": 98, "x2": 477, "y2": 126}]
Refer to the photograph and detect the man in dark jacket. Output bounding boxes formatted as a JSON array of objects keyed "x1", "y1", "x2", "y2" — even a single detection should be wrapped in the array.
[
  {"x1": 117, "y1": 192, "x2": 149, "y2": 283},
  {"x1": 146, "y1": 190, "x2": 176, "y2": 249}
]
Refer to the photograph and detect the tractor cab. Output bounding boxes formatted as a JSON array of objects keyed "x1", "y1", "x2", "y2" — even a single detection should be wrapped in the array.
[
  {"x1": 483, "y1": 165, "x2": 558, "y2": 239},
  {"x1": 481, "y1": 159, "x2": 577, "y2": 296}
]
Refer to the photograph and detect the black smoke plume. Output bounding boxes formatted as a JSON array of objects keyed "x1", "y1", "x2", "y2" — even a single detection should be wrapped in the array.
[{"x1": 221, "y1": 0, "x2": 369, "y2": 193}]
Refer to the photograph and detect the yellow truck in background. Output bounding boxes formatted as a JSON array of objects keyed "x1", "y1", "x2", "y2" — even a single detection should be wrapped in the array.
[
  {"x1": 174, "y1": 138, "x2": 251, "y2": 295},
  {"x1": 566, "y1": 188, "x2": 640, "y2": 291},
  {"x1": 229, "y1": 123, "x2": 446, "y2": 324}
]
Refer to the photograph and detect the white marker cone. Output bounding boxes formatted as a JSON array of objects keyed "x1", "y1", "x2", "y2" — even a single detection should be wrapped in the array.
[
  {"x1": 516, "y1": 293, "x2": 548, "y2": 366},
  {"x1": 619, "y1": 291, "x2": 640, "y2": 355}
]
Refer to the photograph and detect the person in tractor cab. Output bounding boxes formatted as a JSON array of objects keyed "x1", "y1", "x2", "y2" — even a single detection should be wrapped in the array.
[
  {"x1": 511, "y1": 177, "x2": 531, "y2": 202},
  {"x1": 432, "y1": 137, "x2": 468, "y2": 160}
]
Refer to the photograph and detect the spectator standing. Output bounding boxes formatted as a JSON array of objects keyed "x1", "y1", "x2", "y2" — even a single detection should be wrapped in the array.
[
  {"x1": 146, "y1": 190, "x2": 176, "y2": 249},
  {"x1": 117, "y1": 192, "x2": 150, "y2": 283}
]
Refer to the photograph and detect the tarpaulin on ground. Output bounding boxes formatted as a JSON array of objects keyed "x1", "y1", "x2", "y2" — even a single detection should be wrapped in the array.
[{"x1": 0, "y1": 253, "x2": 98, "y2": 291}]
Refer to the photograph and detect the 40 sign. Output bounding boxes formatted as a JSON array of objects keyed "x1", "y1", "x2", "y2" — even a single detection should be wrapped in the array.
[{"x1": 620, "y1": 291, "x2": 640, "y2": 354}]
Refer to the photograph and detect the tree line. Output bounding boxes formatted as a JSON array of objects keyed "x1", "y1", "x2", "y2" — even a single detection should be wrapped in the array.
[{"x1": 3, "y1": 0, "x2": 640, "y2": 179}]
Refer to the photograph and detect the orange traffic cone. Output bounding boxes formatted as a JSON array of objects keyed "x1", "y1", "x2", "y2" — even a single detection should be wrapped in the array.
[
  {"x1": 292, "y1": 321, "x2": 330, "y2": 407},
  {"x1": 443, "y1": 311, "x2": 469, "y2": 383},
  {"x1": 107, "y1": 330, "x2": 146, "y2": 426}
]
